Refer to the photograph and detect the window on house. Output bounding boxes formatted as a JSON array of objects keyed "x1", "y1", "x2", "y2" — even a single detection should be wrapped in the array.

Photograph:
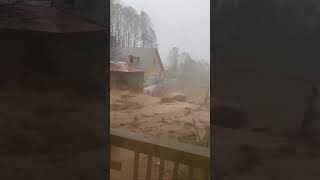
[{"x1": 129, "y1": 57, "x2": 134, "y2": 64}]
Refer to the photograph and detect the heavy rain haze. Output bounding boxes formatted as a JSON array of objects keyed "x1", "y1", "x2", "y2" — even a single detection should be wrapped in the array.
[
  {"x1": 123, "y1": 0, "x2": 210, "y2": 64},
  {"x1": 110, "y1": 1, "x2": 210, "y2": 179}
]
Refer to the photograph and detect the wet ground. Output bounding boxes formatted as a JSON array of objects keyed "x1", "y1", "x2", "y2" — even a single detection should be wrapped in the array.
[{"x1": 110, "y1": 89, "x2": 210, "y2": 179}]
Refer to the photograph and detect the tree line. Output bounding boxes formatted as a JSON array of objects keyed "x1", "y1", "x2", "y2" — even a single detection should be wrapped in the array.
[
  {"x1": 110, "y1": 0, "x2": 157, "y2": 48},
  {"x1": 166, "y1": 47, "x2": 210, "y2": 87}
]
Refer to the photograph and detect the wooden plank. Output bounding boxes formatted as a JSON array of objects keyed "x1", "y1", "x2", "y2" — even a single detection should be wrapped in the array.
[
  {"x1": 110, "y1": 160, "x2": 122, "y2": 171},
  {"x1": 172, "y1": 162, "x2": 179, "y2": 180},
  {"x1": 204, "y1": 167, "x2": 210, "y2": 180},
  {"x1": 159, "y1": 159, "x2": 164, "y2": 180},
  {"x1": 146, "y1": 155, "x2": 152, "y2": 180},
  {"x1": 110, "y1": 128, "x2": 210, "y2": 168},
  {"x1": 133, "y1": 152, "x2": 140, "y2": 180},
  {"x1": 188, "y1": 166, "x2": 194, "y2": 180}
]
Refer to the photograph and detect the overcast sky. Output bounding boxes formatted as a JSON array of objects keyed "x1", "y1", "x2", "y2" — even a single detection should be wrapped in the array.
[{"x1": 123, "y1": 0, "x2": 210, "y2": 64}]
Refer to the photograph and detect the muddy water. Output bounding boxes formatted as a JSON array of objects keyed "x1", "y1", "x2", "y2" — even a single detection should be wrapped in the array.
[{"x1": 110, "y1": 89, "x2": 210, "y2": 179}]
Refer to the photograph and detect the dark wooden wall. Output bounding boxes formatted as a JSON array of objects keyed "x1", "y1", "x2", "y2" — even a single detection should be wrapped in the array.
[
  {"x1": 213, "y1": 0, "x2": 320, "y2": 136},
  {"x1": 51, "y1": 0, "x2": 108, "y2": 26},
  {"x1": 213, "y1": 0, "x2": 320, "y2": 80},
  {"x1": 0, "y1": 29, "x2": 107, "y2": 97}
]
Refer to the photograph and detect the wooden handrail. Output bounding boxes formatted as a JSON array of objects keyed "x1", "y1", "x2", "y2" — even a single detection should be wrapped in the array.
[{"x1": 110, "y1": 128, "x2": 210, "y2": 169}]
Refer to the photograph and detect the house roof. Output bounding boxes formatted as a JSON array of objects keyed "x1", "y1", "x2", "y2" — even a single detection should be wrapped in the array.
[
  {"x1": 0, "y1": 4, "x2": 107, "y2": 33},
  {"x1": 111, "y1": 47, "x2": 165, "y2": 71},
  {"x1": 111, "y1": 62, "x2": 144, "y2": 73}
]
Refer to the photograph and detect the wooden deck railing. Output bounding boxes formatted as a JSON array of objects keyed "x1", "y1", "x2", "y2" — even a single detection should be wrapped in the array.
[{"x1": 110, "y1": 128, "x2": 210, "y2": 180}]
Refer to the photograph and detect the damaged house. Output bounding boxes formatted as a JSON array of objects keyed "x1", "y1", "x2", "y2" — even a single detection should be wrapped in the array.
[
  {"x1": 111, "y1": 47, "x2": 165, "y2": 82},
  {"x1": 110, "y1": 62, "x2": 144, "y2": 91}
]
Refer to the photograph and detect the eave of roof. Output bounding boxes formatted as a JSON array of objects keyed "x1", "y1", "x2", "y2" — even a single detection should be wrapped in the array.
[
  {"x1": 0, "y1": 4, "x2": 107, "y2": 33},
  {"x1": 110, "y1": 62, "x2": 144, "y2": 73}
]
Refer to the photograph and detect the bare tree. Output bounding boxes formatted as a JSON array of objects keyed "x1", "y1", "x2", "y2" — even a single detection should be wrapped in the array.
[
  {"x1": 110, "y1": 0, "x2": 157, "y2": 48},
  {"x1": 167, "y1": 47, "x2": 180, "y2": 72},
  {"x1": 165, "y1": 47, "x2": 210, "y2": 88}
]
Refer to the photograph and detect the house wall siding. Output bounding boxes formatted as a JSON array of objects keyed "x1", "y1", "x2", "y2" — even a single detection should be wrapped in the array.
[
  {"x1": 52, "y1": 32, "x2": 107, "y2": 95},
  {"x1": 0, "y1": 30, "x2": 107, "y2": 96},
  {"x1": 127, "y1": 72, "x2": 144, "y2": 91},
  {"x1": 144, "y1": 54, "x2": 163, "y2": 81},
  {"x1": 111, "y1": 71, "x2": 144, "y2": 91}
]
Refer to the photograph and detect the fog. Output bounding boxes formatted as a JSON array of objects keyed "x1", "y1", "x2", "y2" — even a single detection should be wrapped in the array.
[{"x1": 123, "y1": 0, "x2": 210, "y2": 64}]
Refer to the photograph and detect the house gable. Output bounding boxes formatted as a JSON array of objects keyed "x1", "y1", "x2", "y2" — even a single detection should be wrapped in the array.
[
  {"x1": 154, "y1": 48, "x2": 165, "y2": 72},
  {"x1": 111, "y1": 47, "x2": 153, "y2": 68},
  {"x1": 110, "y1": 47, "x2": 164, "y2": 80}
]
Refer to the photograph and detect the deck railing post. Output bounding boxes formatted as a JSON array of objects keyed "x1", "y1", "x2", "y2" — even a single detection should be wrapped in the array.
[{"x1": 111, "y1": 128, "x2": 210, "y2": 180}]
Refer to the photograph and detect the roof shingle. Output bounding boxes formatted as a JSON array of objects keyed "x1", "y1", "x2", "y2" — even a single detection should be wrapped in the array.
[{"x1": 0, "y1": 4, "x2": 106, "y2": 33}]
